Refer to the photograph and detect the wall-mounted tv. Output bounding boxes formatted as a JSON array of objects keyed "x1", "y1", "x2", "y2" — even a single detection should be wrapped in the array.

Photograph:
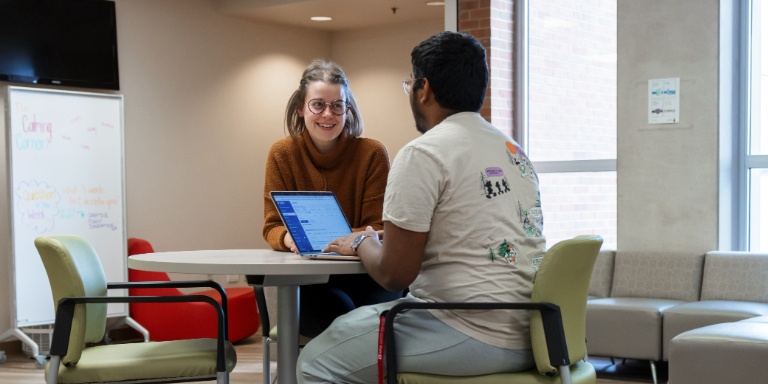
[{"x1": 0, "y1": 0, "x2": 119, "y2": 91}]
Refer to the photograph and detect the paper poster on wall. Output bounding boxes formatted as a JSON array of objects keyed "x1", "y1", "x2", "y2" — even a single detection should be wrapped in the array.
[
  {"x1": 6, "y1": 86, "x2": 126, "y2": 327},
  {"x1": 648, "y1": 78, "x2": 680, "y2": 124}
]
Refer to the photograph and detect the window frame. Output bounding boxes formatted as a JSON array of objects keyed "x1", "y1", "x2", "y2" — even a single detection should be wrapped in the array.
[
  {"x1": 514, "y1": 0, "x2": 618, "y2": 246},
  {"x1": 514, "y1": 0, "x2": 618, "y2": 172},
  {"x1": 512, "y1": 0, "x2": 616, "y2": 173},
  {"x1": 731, "y1": 0, "x2": 768, "y2": 251}
]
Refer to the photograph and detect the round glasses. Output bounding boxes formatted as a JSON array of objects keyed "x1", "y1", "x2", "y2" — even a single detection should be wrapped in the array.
[
  {"x1": 402, "y1": 79, "x2": 414, "y2": 95},
  {"x1": 307, "y1": 99, "x2": 348, "y2": 116},
  {"x1": 402, "y1": 77, "x2": 421, "y2": 95}
]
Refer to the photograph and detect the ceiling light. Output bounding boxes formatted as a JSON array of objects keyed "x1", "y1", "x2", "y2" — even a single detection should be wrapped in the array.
[
  {"x1": 311, "y1": 16, "x2": 332, "y2": 21},
  {"x1": 426, "y1": 1, "x2": 445, "y2": 5}
]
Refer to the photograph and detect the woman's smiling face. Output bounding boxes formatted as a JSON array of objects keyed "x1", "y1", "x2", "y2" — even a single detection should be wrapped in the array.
[{"x1": 300, "y1": 81, "x2": 346, "y2": 154}]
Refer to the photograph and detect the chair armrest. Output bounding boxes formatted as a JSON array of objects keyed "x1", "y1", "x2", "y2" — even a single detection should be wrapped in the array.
[
  {"x1": 383, "y1": 301, "x2": 568, "y2": 384},
  {"x1": 109, "y1": 279, "x2": 224, "y2": 292},
  {"x1": 109, "y1": 280, "x2": 229, "y2": 341},
  {"x1": 50, "y1": 294, "x2": 228, "y2": 373}
]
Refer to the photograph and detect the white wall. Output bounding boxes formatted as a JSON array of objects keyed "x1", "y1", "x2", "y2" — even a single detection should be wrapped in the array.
[
  {"x1": 0, "y1": 0, "x2": 439, "y2": 340},
  {"x1": 118, "y1": 0, "x2": 329, "y2": 253},
  {"x1": 331, "y1": 20, "x2": 444, "y2": 158}
]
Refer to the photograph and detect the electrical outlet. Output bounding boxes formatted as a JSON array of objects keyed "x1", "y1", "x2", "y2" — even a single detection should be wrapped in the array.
[{"x1": 226, "y1": 274, "x2": 239, "y2": 283}]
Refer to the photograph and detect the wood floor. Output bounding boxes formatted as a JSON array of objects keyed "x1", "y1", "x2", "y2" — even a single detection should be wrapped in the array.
[
  {"x1": 0, "y1": 334, "x2": 270, "y2": 384},
  {"x1": 0, "y1": 334, "x2": 657, "y2": 384}
]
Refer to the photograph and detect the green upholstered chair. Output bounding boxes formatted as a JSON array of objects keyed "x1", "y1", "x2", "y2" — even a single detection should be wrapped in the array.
[
  {"x1": 383, "y1": 235, "x2": 603, "y2": 384},
  {"x1": 35, "y1": 235, "x2": 237, "y2": 384}
]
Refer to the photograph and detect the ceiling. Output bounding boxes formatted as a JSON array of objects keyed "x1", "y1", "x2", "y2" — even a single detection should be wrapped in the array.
[{"x1": 215, "y1": 0, "x2": 445, "y2": 32}]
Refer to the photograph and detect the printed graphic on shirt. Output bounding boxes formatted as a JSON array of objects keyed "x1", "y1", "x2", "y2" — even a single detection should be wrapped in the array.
[
  {"x1": 505, "y1": 142, "x2": 537, "y2": 180},
  {"x1": 485, "y1": 236, "x2": 519, "y2": 265},
  {"x1": 532, "y1": 256, "x2": 543, "y2": 272},
  {"x1": 518, "y1": 194, "x2": 543, "y2": 238},
  {"x1": 480, "y1": 167, "x2": 511, "y2": 199}
]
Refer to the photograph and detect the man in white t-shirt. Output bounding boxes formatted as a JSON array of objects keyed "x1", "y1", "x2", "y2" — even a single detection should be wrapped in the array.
[{"x1": 297, "y1": 31, "x2": 546, "y2": 384}]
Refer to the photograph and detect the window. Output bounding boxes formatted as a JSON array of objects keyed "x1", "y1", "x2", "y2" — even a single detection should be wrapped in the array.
[
  {"x1": 744, "y1": 0, "x2": 768, "y2": 251},
  {"x1": 518, "y1": 0, "x2": 618, "y2": 249}
]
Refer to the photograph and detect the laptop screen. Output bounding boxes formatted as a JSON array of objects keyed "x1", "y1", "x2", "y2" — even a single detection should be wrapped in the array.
[{"x1": 270, "y1": 191, "x2": 352, "y2": 253}]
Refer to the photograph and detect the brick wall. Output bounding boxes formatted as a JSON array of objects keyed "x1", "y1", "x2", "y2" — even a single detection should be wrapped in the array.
[
  {"x1": 458, "y1": 0, "x2": 514, "y2": 137},
  {"x1": 527, "y1": 0, "x2": 617, "y2": 161}
]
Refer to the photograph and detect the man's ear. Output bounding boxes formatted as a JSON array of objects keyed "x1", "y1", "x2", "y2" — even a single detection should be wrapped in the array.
[{"x1": 419, "y1": 78, "x2": 432, "y2": 104}]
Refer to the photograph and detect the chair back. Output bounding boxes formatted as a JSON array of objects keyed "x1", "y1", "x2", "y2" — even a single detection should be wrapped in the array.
[
  {"x1": 35, "y1": 235, "x2": 109, "y2": 365},
  {"x1": 128, "y1": 237, "x2": 170, "y2": 282},
  {"x1": 529, "y1": 235, "x2": 603, "y2": 375}
]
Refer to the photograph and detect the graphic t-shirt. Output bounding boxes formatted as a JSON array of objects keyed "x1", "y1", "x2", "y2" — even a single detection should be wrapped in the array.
[{"x1": 383, "y1": 112, "x2": 546, "y2": 349}]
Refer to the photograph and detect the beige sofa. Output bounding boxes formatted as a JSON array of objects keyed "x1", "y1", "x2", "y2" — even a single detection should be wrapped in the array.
[
  {"x1": 668, "y1": 315, "x2": 768, "y2": 384},
  {"x1": 585, "y1": 250, "x2": 768, "y2": 383}
]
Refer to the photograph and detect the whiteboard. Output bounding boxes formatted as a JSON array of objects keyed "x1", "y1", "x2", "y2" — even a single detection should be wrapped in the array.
[{"x1": 6, "y1": 86, "x2": 126, "y2": 327}]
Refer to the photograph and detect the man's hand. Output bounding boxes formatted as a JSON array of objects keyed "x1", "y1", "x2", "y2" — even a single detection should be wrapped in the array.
[
  {"x1": 325, "y1": 222, "x2": 426, "y2": 292},
  {"x1": 323, "y1": 226, "x2": 379, "y2": 255}
]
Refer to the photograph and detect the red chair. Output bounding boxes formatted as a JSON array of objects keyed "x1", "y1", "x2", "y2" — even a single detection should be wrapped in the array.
[{"x1": 127, "y1": 237, "x2": 259, "y2": 342}]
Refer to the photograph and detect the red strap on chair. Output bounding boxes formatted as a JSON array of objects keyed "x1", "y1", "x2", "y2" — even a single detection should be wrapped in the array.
[{"x1": 377, "y1": 311, "x2": 388, "y2": 384}]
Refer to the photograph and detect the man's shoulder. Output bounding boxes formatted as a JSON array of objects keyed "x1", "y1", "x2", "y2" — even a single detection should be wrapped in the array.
[{"x1": 413, "y1": 117, "x2": 497, "y2": 150}]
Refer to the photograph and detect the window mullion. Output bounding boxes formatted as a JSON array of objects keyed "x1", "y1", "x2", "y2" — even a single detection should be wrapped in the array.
[
  {"x1": 746, "y1": 154, "x2": 768, "y2": 168},
  {"x1": 533, "y1": 159, "x2": 617, "y2": 174}
]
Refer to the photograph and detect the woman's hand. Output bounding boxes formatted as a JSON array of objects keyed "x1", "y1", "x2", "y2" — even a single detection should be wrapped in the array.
[{"x1": 284, "y1": 232, "x2": 297, "y2": 253}]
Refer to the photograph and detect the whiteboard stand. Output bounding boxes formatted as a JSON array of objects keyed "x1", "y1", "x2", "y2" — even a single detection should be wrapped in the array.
[
  {"x1": 1, "y1": 224, "x2": 47, "y2": 369},
  {"x1": 1, "y1": 315, "x2": 150, "y2": 369},
  {"x1": 4, "y1": 87, "x2": 129, "y2": 367},
  {"x1": 0, "y1": 327, "x2": 46, "y2": 368}
]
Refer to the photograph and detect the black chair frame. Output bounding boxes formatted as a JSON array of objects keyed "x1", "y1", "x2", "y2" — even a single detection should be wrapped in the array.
[
  {"x1": 383, "y1": 301, "x2": 570, "y2": 384},
  {"x1": 246, "y1": 275, "x2": 271, "y2": 343},
  {"x1": 248, "y1": 275, "x2": 278, "y2": 384},
  {"x1": 49, "y1": 280, "x2": 230, "y2": 383}
]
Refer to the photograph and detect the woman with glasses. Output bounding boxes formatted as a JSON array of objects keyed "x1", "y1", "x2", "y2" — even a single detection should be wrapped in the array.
[{"x1": 262, "y1": 59, "x2": 402, "y2": 338}]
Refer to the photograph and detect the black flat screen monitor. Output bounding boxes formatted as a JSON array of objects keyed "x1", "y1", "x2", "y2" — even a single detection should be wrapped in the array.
[{"x1": 0, "y1": 0, "x2": 119, "y2": 91}]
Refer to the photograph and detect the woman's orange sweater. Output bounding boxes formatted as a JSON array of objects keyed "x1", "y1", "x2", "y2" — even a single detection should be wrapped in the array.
[{"x1": 263, "y1": 130, "x2": 390, "y2": 251}]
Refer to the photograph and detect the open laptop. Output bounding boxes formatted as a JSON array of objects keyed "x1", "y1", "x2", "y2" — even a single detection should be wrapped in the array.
[{"x1": 270, "y1": 191, "x2": 360, "y2": 260}]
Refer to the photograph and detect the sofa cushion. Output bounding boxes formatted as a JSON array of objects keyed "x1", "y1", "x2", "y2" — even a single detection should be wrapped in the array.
[
  {"x1": 586, "y1": 297, "x2": 684, "y2": 361},
  {"x1": 669, "y1": 322, "x2": 768, "y2": 384},
  {"x1": 701, "y1": 251, "x2": 768, "y2": 302},
  {"x1": 588, "y1": 250, "x2": 615, "y2": 299},
  {"x1": 610, "y1": 251, "x2": 704, "y2": 301},
  {"x1": 740, "y1": 315, "x2": 768, "y2": 323},
  {"x1": 661, "y1": 300, "x2": 768, "y2": 360}
]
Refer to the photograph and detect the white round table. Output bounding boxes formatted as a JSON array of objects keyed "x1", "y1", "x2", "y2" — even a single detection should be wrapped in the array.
[{"x1": 128, "y1": 249, "x2": 366, "y2": 384}]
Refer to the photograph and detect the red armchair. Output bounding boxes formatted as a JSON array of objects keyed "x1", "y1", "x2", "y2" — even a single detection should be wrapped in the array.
[{"x1": 127, "y1": 238, "x2": 259, "y2": 342}]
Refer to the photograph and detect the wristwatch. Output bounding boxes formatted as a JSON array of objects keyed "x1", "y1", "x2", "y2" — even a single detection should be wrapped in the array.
[{"x1": 350, "y1": 234, "x2": 373, "y2": 253}]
